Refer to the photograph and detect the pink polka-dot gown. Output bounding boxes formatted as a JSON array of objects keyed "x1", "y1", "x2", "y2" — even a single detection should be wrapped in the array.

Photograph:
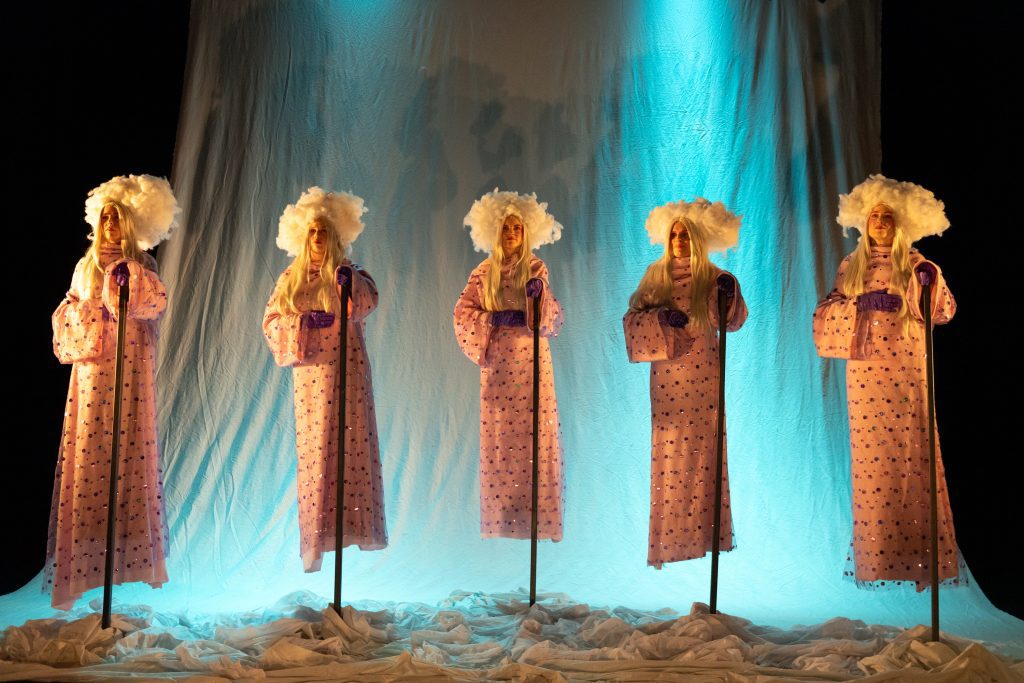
[
  {"x1": 454, "y1": 256, "x2": 564, "y2": 541},
  {"x1": 47, "y1": 254, "x2": 169, "y2": 610},
  {"x1": 813, "y1": 246, "x2": 959, "y2": 590},
  {"x1": 623, "y1": 258, "x2": 747, "y2": 568},
  {"x1": 263, "y1": 261, "x2": 387, "y2": 572}
]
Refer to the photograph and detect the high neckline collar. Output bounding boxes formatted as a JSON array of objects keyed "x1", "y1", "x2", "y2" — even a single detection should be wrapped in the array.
[{"x1": 500, "y1": 253, "x2": 528, "y2": 270}]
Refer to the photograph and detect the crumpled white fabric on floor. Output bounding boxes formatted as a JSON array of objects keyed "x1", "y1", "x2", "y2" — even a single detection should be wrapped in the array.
[
  {"x1": 4, "y1": 0, "x2": 1022, "y2": 658},
  {"x1": 1, "y1": 592, "x2": 1021, "y2": 681}
]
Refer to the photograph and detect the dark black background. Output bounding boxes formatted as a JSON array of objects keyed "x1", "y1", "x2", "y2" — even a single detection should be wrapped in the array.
[{"x1": 3, "y1": 3, "x2": 1020, "y2": 620}]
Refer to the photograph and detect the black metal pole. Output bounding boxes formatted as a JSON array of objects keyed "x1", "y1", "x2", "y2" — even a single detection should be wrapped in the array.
[
  {"x1": 921, "y1": 281, "x2": 940, "y2": 642},
  {"x1": 102, "y1": 282, "x2": 129, "y2": 630},
  {"x1": 333, "y1": 279, "x2": 351, "y2": 616},
  {"x1": 709, "y1": 288, "x2": 728, "y2": 615},
  {"x1": 529, "y1": 292, "x2": 542, "y2": 606}
]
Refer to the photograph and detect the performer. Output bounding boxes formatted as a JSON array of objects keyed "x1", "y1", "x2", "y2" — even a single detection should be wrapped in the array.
[
  {"x1": 48, "y1": 175, "x2": 178, "y2": 609},
  {"x1": 454, "y1": 189, "x2": 565, "y2": 540},
  {"x1": 813, "y1": 174, "x2": 959, "y2": 590},
  {"x1": 263, "y1": 187, "x2": 387, "y2": 572},
  {"x1": 623, "y1": 199, "x2": 747, "y2": 568}
]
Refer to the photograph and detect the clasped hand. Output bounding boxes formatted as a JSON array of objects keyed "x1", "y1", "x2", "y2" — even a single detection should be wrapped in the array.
[{"x1": 856, "y1": 290, "x2": 902, "y2": 313}]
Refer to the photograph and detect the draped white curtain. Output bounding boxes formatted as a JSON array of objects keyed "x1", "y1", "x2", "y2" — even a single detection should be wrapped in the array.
[{"x1": 6, "y1": 0, "x2": 1015, "y2": 643}]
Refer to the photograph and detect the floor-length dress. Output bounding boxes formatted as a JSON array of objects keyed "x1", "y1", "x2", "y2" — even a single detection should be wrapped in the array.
[
  {"x1": 454, "y1": 255, "x2": 565, "y2": 540},
  {"x1": 813, "y1": 246, "x2": 959, "y2": 589},
  {"x1": 263, "y1": 261, "x2": 387, "y2": 571},
  {"x1": 47, "y1": 254, "x2": 169, "y2": 609},
  {"x1": 624, "y1": 257, "x2": 747, "y2": 568}
]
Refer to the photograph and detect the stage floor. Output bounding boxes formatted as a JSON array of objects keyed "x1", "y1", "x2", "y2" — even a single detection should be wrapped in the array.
[{"x1": 2, "y1": 588, "x2": 1022, "y2": 682}]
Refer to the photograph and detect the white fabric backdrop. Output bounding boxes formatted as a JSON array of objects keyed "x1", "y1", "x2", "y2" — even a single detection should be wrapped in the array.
[{"x1": 5, "y1": 0, "x2": 1020, "y2": 648}]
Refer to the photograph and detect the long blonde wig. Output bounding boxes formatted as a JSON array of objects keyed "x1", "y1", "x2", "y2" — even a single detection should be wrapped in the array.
[
  {"x1": 273, "y1": 218, "x2": 347, "y2": 315},
  {"x1": 629, "y1": 218, "x2": 717, "y2": 332},
  {"x1": 483, "y1": 215, "x2": 533, "y2": 312},
  {"x1": 82, "y1": 202, "x2": 145, "y2": 295},
  {"x1": 841, "y1": 225, "x2": 913, "y2": 326}
]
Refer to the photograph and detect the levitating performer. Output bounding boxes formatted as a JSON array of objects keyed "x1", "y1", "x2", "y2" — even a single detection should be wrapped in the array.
[
  {"x1": 263, "y1": 187, "x2": 387, "y2": 572},
  {"x1": 623, "y1": 199, "x2": 747, "y2": 568},
  {"x1": 48, "y1": 175, "x2": 178, "y2": 609},
  {"x1": 813, "y1": 174, "x2": 959, "y2": 590},
  {"x1": 454, "y1": 189, "x2": 565, "y2": 540}
]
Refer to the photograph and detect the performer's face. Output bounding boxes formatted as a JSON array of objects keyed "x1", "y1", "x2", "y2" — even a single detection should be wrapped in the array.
[
  {"x1": 867, "y1": 203, "x2": 896, "y2": 246},
  {"x1": 670, "y1": 220, "x2": 690, "y2": 258},
  {"x1": 308, "y1": 218, "x2": 330, "y2": 257},
  {"x1": 100, "y1": 205, "x2": 122, "y2": 245},
  {"x1": 501, "y1": 215, "x2": 525, "y2": 254}
]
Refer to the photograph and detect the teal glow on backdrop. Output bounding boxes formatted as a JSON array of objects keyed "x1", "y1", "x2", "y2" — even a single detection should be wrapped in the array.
[{"x1": 5, "y1": 0, "x2": 1019, "y2": 644}]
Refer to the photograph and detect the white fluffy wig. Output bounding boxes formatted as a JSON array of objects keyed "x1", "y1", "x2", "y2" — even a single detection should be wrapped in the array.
[
  {"x1": 277, "y1": 186, "x2": 367, "y2": 256},
  {"x1": 84, "y1": 174, "x2": 181, "y2": 249},
  {"x1": 644, "y1": 197, "x2": 741, "y2": 252},
  {"x1": 837, "y1": 174, "x2": 949, "y2": 241},
  {"x1": 463, "y1": 188, "x2": 563, "y2": 253}
]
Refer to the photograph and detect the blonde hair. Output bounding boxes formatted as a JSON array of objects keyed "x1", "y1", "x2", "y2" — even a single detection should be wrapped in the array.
[
  {"x1": 629, "y1": 217, "x2": 717, "y2": 332},
  {"x1": 841, "y1": 225, "x2": 913, "y2": 329},
  {"x1": 483, "y1": 215, "x2": 532, "y2": 312},
  {"x1": 273, "y1": 218, "x2": 346, "y2": 314},
  {"x1": 83, "y1": 202, "x2": 144, "y2": 295}
]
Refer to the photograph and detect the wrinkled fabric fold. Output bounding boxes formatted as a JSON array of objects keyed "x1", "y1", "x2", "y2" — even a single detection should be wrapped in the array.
[{"x1": 2, "y1": 592, "x2": 1020, "y2": 681}]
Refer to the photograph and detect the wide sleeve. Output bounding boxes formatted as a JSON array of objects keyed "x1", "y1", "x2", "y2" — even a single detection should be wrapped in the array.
[
  {"x1": 453, "y1": 264, "x2": 494, "y2": 366},
  {"x1": 812, "y1": 256, "x2": 859, "y2": 359},
  {"x1": 906, "y1": 255, "x2": 956, "y2": 326},
  {"x1": 525, "y1": 258, "x2": 564, "y2": 338},
  {"x1": 348, "y1": 264, "x2": 379, "y2": 323},
  {"x1": 52, "y1": 259, "x2": 107, "y2": 364},
  {"x1": 622, "y1": 268, "x2": 691, "y2": 363},
  {"x1": 262, "y1": 269, "x2": 310, "y2": 367},
  {"x1": 623, "y1": 307, "x2": 692, "y2": 363},
  {"x1": 709, "y1": 269, "x2": 747, "y2": 332}
]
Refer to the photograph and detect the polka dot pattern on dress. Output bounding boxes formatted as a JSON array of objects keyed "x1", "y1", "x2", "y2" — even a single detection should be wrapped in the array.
[{"x1": 455, "y1": 256, "x2": 565, "y2": 541}]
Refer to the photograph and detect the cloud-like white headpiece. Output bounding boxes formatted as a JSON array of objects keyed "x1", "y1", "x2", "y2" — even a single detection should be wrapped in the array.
[
  {"x1": 84, "y1": 174, "x2": 181, "y2": 250},
  {"x1": 645, "y1": 197, "x2": 741, "y2": 253},
  {"x1": 463, "y1": 188, "x2": 563, "y2": 253},
  {"x1": 277, "y1": 187, "x2": 367, "y2": 257},
  {"x1": 837, "y1": 174, "x2": 949, "y2": 242}
]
